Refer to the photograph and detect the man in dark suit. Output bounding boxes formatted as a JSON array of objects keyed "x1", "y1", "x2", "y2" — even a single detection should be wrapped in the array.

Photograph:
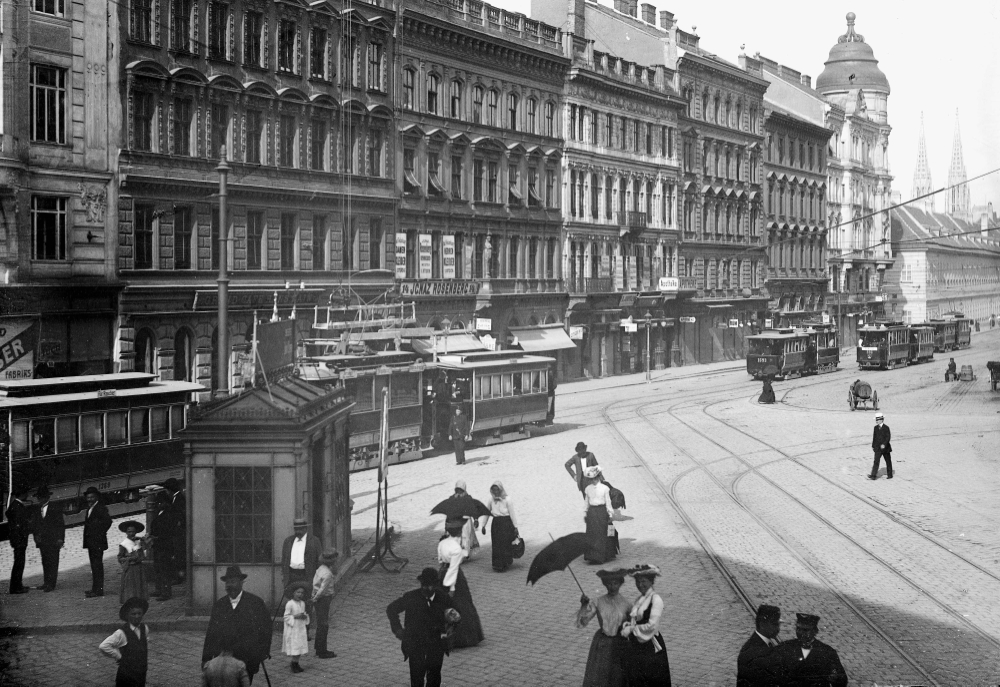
[
  {"x1": 82, "y1": 486, "x2": 113, "y2": 598},
  {"x1": 32, "y1": 486, "x2": 65, "y2": 592},
  {"x1": 386, "y1": 567, "x2": 456, "y2": 687},
  {"x1": 5, "y1": 484, "x2": 33, "y2": 594},
  {"x1": 202, "y1": 566, "x2": 273, "y2": 684},
  {"x1": 280, "y1": 517, "x2": 321, "y2": 590},
  {"x1": 772, "y1": 613, "x2": 847, "y2": 687},
  {"x1": 448, "y1": 407, "x2": 471, "y2": 466},
  {"x1": 737, "y1": 604, "x2": 784, "y2": 687},
  {"x1": 868, "y1": 413, "x2": 893, "y2": 480}
]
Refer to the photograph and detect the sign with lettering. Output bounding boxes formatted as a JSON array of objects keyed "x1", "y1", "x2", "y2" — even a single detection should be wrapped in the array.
[
  {"x1": 679, "y1": 316, "x2": 696, "y2": 324},
  {"x1": 474, "y1": 317, "x2": 492, "y2": 331},
  {"x1": 658, "y1": 277, "x2": 679, "y2": 292},
  {"x1": 569, "y1": 326, "x2": 584, "y2": 340},
  {"x1": 729, "y1": 319, "x2": 740, "y2": 328},
  {"x1": 398, "y1": 280, "x2": 482, "y2": 297},
  {"x1": 418, "y1": 234, "x2": 432, "y2": 279},
  {"x1": 764, "y1": 318, "x2": 773, "y2": 329},
  {"x1": 614, "y1": 255, "x2": 624, "y2": 291},
  {"x1": 442, "y1": 235, "x2": 456, "y2": 279},
  {"x1": 621, "y1": 321, "x2": 638, "y2": 332},
  {"x1": 395, "y1": 233, "x2": 407, "y2": 279},
  {"x1": 0, "y1": 319, "x2": 39, "y2": 380}
]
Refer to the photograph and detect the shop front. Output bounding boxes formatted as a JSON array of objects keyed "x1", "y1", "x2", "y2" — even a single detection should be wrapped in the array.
[{"x1": 677, "y1": 298, "x2": 768, "y2": 365}]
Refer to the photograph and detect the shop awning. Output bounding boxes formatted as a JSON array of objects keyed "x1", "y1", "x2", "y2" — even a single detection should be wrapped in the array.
[
  {"x1": 635, "y1": 295, "x2": 662, "y2": 308},
  {"x1": 509, "y1": 324, "x2": 578, "y2": 352},
  {"x1": 410, "y1": 332, "x2": 487, "y2": 356}
]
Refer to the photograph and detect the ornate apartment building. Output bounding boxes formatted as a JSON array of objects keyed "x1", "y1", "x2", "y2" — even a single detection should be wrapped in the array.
[
  {"x1": 397, "y1": 0, "x2": 572, "y2": 372},
  {"x1": 0, "y1": 0, "x2": 121, "y2": 378},
  {"x1": 116, "y1": 0, "x2": 398, "y2": 395}
]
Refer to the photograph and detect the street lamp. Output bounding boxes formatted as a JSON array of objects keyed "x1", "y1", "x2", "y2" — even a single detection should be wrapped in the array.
[
  {"x1": 644, "y1": 311, "x2": 652, "y2": 383},
  {"x1": 441, "y1": 317, "x2": 452, "y2": 356}
]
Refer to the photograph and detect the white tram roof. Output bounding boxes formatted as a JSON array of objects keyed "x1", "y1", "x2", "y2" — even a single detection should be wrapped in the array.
[
  {"x1": 436, "y1": 351, "x2": 555, "y2": 369},
  {"x1": 747, "y1": 329, "x2": 808, "y2": 339},
  {"x1": 0, "y1": 373, "x2": 203, "y2": 406}
]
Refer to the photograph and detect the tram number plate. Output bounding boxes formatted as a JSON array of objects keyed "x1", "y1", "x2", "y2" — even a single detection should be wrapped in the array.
[
  {"x1": 756, "y1": 358, "x2": 768, "y2": 363},
  {"x1": 97, "y1": 481, "x2": 112, "y2": 491}
]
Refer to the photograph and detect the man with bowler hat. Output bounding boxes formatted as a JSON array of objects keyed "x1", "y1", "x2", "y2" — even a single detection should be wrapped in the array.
[
  {"x1": 386, "y1": 567, "x2": 457, "y2": 687},
  {"x1": 868, "y1": 413, "x2": 893, "y2": 480},
  {"x1": 32, "y1": 485, "x2": 64, "y2": 592},
  {"x1": 566, "y1": 442, "x2": 598, "y2": 495},
  {"x1": 5, "y1": 483, "x2": 32, "y2": 594},
  {"x1": 737, "y1": 604, "x2": 784, "y2": 687},
  {"x1": 82, "y1": 486, "x2": 113, "y2": 598},
  {"x1": 202, "y1": 566, "x2": 273, "y2": 685},
  {"x1": 772, "y1": 613, "x2": 847, "y2": 687}
]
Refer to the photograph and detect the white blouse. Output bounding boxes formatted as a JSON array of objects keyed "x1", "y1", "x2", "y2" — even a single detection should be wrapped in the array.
[
  {"x1": 624, "y1": 589, "x2": 664, "y2": 645},
  {"x1": 489, "y1": 497, "x2": 518, "y2": 527},
  {"x1": 437, "y1": 536, "x2": 468, "y2": 590},
  {"x1": 583, "y1": 482, "x2": 613, "y2": 515}
]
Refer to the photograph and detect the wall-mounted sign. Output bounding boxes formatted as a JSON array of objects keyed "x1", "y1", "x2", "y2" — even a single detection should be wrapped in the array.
[
  {"x1": 1, "y1": 319, "x2": 39, "y2": 379},
  {"x1": 418, "y1": 234, "x2": 432, "y2": 279},
  {"x1": 621, "y1": 321, "x2": 638, "y2": 333},
  {"x1": 395, "y1": 233, "x2": 407, "y2": 279},
  {"x1": 729, "y1": 319, "x2": 740, "y2": 328},
  {"x1": 679, "y1": 316, "x2": 696, "y2": 324},
  {"x1": 569, "y1": 326, "x2": 585, "y2": 340},
  {"x1": 398, "y1": 280, "x2": 482, "y2": 296},
  {"x1": 764, "y1": 318, "x2": 773, "y2": 329},
  {"x1": 658, "y1": 277, "x2": 679, "y2": 293},
  {"x1": 442, "y1": 235, "x2": 456, "y2": 279},
  {"x1": 474, "y1": 317, "x2": 492, "y2": 331},
  {"x1": 821, "y1": 312, "x2": 830, "y2": 324}
]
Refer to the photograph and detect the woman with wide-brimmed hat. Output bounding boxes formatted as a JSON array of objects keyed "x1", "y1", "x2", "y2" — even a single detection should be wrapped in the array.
[
  {"x1": 482, "y1": 481, "x2": 520, "y2": 572},
  {"x1": 577, "y1": 568, "x2": 631, "y2": 687},
  {"x1": 620, "y1": 565, "x2": 671, "y2": 686},
  {"x1": 99, "y1": 596, "x2": 151, "y2": 686},
  {"x1": 117, "y1": 521, "x2": 148, "y2": 603},
  {"x1": 437, "y1": 524, "x2": 484, "y2": 648},
  {"x1": 582, "y1": 466, "x2": 614, "y2": 564}
]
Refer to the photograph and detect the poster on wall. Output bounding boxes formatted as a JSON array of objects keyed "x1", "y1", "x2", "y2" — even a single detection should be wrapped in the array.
[
  {"x1": 464, "y1": 242, "x2": 474, "y2": 279},
  {"x1": 614, "y1": 255, "x2": 624, "y2": 291},
  {"x1": 0, "y1": 319, "x2": 39, "y2": 380},
  {"x1": 418, "y1": 234, "x2": 432, "y2": 279},
  {"x1": 442, "y1": 235, "x2": 456, "y2": 279},
  {"x1": 395, "y1": 233, "x2": 407, "y2": 279},
  {"x1": 600, "y1": 254, "x2": 611, "y2": 278}
]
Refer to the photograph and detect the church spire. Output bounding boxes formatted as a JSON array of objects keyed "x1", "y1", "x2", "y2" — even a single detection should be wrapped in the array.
[
  {"x1": 911, "y1": 113, "x2": 934, "y2": 212},
  {"x1": 946, "y1": 108, "x2": 970, "y2": 218}
]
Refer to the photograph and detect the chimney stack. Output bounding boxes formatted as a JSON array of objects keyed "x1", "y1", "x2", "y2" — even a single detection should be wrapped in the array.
[
  {"x1": 800, "y1": 74, "x2": 812, "y2": 88},
  {"x1": 566, "y1": 0, "x2": 585, "y2": 36},
  {"x1": 641, "y1": 3, "x2": 655, "y2": 24},
  {"x1": 659, "y1": 10, "x2": 674, "y2": 30}
]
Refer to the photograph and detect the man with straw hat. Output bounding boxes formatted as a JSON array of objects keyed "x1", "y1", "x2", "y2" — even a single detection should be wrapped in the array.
[
  {"x1": 202, "y1": 566, "x2": 272, "y2": 685},
  {"x1": 386, "y1": 567, "x2": 458, "y2": 687}
]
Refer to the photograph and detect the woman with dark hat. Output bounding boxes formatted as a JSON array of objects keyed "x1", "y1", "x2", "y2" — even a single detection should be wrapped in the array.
[
  {"x1": 437, "y1": 524, "x2": 484, "y2": 648},
  {"x1": 576, "y1": 568, "x2": 631, "y2": 687},
  {"x1": 482, "y1": 481, "x2": 520, "y2": 572},
  {"x1": 117, "y1": 521, "x2": 148, "y2": 603},
  {"x1": 100, "y1": 597, "x2": 151, "y2": 686},
  {"x1": 582, "y1": 466, "x2": 614, "y2": 564},
  {"x1": 620, "y1": 565, "x2": 671, "y2": 686}
]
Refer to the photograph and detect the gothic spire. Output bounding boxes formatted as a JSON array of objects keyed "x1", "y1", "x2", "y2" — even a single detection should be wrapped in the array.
[
  {"x1": 912, "y1": 112, "x2": 934, "y2": 212},
  {"x1": 946, "y1": 109, "x2": 970, "y2": 218}
]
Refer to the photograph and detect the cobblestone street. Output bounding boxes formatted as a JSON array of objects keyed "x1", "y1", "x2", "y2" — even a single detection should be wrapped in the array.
[{"x1": 2, "y1": 331, "x2": 1000, "y2": 685}]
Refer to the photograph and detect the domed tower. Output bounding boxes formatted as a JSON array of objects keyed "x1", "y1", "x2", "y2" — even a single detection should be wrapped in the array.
[{"x1": 815, "y1": 12, "x2": 890, "y2": 123}]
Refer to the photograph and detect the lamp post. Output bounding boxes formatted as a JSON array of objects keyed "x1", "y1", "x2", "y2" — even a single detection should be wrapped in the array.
[
  {"x1": 644, "y1": 311, "x2": 652, "y2": 383},
  {"x1": 441, "y1": 317, "x2": 451, "y2": 356},
  {"x1": 216, "y1": 146, "x2": 230, "y2": 397}
]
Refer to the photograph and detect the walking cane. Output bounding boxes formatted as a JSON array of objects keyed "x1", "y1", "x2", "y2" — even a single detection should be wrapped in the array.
[{"x1": 259, "y1": 590, "x2": 288, "y2": 687}]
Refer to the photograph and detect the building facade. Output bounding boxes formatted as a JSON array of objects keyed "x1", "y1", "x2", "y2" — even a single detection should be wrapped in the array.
[
  {"x1": 116, "y1": 0, "x2": 398, "y2": 397},
  {"x1": 751, "y1": 55, "x2": 833, "y2": 328},
  {"x1": 0, "y1": 0, "x2": 121, "y2": 378},
  {"x1": 814, "y1": 12, "x2": 893, "y2": 345}
]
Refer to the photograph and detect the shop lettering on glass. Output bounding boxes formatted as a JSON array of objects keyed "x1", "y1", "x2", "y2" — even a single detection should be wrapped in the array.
[
  {"x1": 418, "y1": 233, "x2": 433, "y2": 279},
  {"x1": 442, "y1": 235, "x2": 456, "y2": 279},
  {"x1": 0, "y1": 319, "x2": 39, "y2": 380}
]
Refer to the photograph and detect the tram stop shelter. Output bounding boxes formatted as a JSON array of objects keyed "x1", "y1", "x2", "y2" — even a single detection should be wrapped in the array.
[{"x1": 181, "y1": 377, "x2": 354, "y2": 613}]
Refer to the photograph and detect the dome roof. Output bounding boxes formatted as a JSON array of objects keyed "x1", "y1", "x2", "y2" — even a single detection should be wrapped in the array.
[{"x1": 815, "y1": 13, "x2": 890, "y2": 94}]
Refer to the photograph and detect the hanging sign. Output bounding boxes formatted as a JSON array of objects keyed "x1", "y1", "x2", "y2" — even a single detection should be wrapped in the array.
[
  {"x1": 679, "y1": 316, "x2": 696, "y2": 324},
  {"x1": 729, "y1": 319, "x2": 740, "y2": 328}
]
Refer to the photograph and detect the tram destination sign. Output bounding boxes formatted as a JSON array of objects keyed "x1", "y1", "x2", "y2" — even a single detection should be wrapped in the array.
[{"x1": 0, "y1": 318, "x2": 39, "y2": 380}]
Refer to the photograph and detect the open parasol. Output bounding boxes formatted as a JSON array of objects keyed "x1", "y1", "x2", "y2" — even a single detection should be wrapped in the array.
[
  {"x1": 430, "y1": 496, "x2": 491, "y2": 521},
  {"x1": 526, "y1": 532, "x2": 589, "y2": 589}
]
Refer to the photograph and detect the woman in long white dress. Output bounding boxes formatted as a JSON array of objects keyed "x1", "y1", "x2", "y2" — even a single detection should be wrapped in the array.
[{"x1": 117, "y1": 521, "x2": 148, "y2": 603}]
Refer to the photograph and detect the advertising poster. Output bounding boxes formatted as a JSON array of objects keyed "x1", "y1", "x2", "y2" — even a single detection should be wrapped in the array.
[
  {"x1": 464, "y1": 242, "x2": 474, "y2": 279},
  {"x1": 395, "y1": 233, "x2": 407, "y2": 279},
  {"x1": 418, "y1": 234, "x2": 432, "y2": 279},
  {"x1": 0, "y1": 319, "x2": 39, "y2": 380},
  {"x1": 442, "y1": 235, "x2": 456, "y2": 279}
]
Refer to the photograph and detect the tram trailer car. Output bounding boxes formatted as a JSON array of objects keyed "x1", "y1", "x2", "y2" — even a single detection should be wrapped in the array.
[
  {"x1": 806, "y1": 323, "x2": 841, "y2": 373},
  {"x1": 908, "y1": 325, "x2": 936, "y2": 364},
  {"x1": 1, "y1": 373, "x2": 201, "y2": 540},
  {"x1": 747, "y1": 330, "x2": 811, "y2": 379},
  {"x1": 857, "y1": 322, "x2": 911, "y2": 370},
  {"x1": 296, "y1": 350, "x2": 434, "y2": 473},
  {"x1": 953, "y1": 315, "x2": 973, "y2": 349},
  {"x1": 929, "y1": 319, "x2": 958, "y2": 352},
  {"x1": 435, "y1": 351, "x2": 555, "y2": 447}
]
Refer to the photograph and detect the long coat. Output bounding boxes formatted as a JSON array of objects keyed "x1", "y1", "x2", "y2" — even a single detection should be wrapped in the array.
[
  {"x1": 386, "y1": 588, "x2": 455, "y2": 664},
  {"x1": 201, "y1": 592, "x2": 273, "y2": 678},
  {"x1": 280, "y1": 533, "x2": 322, "y2": 588},
  {"x1": 33, "y1": 503, "x2": 65, "y2": 551},
  {"x1": 736, "y1": 633, "x2": 782, "y2": 687},
  {"x1": 5, "y1": 499, "x2": 32, "y2": 549},
  {"x1": 872, "y1": 424, "x2": 892, "y2": 453},
  {"x1": 82, "y1": 502, "x2": 113, "y2": 551},
  {"x1": 772, "y1": 639, "x2": 848, "y2": 687}
]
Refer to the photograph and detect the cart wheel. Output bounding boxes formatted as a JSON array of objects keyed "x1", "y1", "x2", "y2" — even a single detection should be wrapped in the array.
[{"x1": 872, "y1": 391, "x2": 879, "y2": 410}]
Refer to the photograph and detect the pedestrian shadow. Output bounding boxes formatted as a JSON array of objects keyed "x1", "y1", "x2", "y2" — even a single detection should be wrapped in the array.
[{"x1": 351, "y1": 481, "x2": 449, "y2": 516}]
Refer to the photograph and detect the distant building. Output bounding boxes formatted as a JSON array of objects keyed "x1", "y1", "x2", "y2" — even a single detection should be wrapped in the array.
[
  {"x1": 911, "y1": 113, "x2": 935, "y2": 212},
  {"x1": 945, "y1": 110, "x2": 971, "y2": 219}
]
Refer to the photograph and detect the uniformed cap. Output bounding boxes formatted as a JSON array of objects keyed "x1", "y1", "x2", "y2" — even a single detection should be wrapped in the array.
[
  {"x1": 796, "y1": 613, "x2": 820, "y2": 628},
  {"x1": 755, "y1": 604, "x2": 781, "y2": 623}
]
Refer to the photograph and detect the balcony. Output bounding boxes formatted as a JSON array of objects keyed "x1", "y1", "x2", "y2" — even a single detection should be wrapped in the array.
[
  {"x1": 485, "y1": 277, "x2": 563, "y2": 295},
  {"x1": 567, "y1": 277, "x2": 614, "y2": 294},
  {"x1": 626, "y1": 211, "x2": 648, "y2": 230}
]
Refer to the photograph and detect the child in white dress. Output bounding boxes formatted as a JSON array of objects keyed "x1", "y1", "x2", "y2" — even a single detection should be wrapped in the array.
[{"x1": 283, "y1": 584, "x2": 310, "y2": 673}]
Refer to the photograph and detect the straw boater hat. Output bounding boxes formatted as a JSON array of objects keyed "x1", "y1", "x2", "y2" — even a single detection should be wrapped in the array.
[
  {"x1": 292, "y1": 517, "x2": 308, "y2": 528},
  {"x1": 118, "y1": 520, "x2": 145, "y2": 534},
  {"x1": 119, "y1": 597, "x2": 149, "y2": 621},
  {"x1": 583, "y1": 465, "x2": 602, "y2": 480},
  {"x1": 875, "y1": 413, "x2": 884, "y2": 421}
]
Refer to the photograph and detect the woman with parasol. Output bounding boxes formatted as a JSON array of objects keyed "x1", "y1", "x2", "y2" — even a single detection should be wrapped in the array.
[
  {"x1": 482, "y1": 481, "x2": 520, "y2": 573},
  {"x1": 576, "y1": 568, "x2": 631, "y2": 687},
  {"x1": 117, "y1": 520, "x2": 148, "y2": 602},
  {"x1": 450, "y1": 481, "x2": 485, "y2": 559},
  {"x1": 582, "y1": 466, "x2": 614, "y2": 564},
  {"x1": 620, "y1": 565, "x2": 671, "y2": 686},
  {"x1": 437, "y1": 524, "x2": 485, "y2": 648}
]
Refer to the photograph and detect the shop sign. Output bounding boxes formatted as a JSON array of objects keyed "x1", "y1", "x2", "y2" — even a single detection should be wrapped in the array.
[
  {"x1": 729, "y1": 319, "x2": 740, "y2": 328},
  {"x1": 418, "y1": 234, "x2": 433, "y2": 279},
  {"x1": 395, "y1": 233, "x2": 407, "y2": 279},
  {"x1": 621, "y1": 321, "x2": 638, "y2": 332},
  {"x1": 0, "y1": 319, "x2": 39, "y2": 379},
  {"x1": 658, "y1": 277, "x2": 679, "y2": 293},
  {"x1": 821, "y1": 312, "x2": 830, "y2": 324},
  {"x1": 764, "y1": 318, "x2": 773, "y2": 329},
  {"x1": 398, "y1": 281, "x2": 482, "y2": 296},
  {"x1": 480, "y1": 334, "x2": 497, "y2": 351},
  {"x1": 718, "y1": 323, "x2": 729, "y2": 329},
  {"x1": 474, "y1": 317, "x2": 492, "y2": 331},
  {"x1": 679, "y1": 316, "x2": 696, "y2": 324},
  {"x1": 442, "y1": 235, "x2": 456, "y2": 279},
  {"x1": 569, "y1": 326, "x2": 585, "y2": 340}
]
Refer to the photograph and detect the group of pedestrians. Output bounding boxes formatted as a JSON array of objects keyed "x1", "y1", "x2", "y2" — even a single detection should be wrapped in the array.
[{"x1": 737, "y1": 604, "x2": 847, "y2": 686}]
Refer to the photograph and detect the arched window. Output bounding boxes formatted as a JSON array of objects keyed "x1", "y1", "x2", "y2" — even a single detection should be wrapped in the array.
[
  {"x1": 472, "y1": 85, "x2": 484, "y2": 123},
  {"x1": 135, "y1": 329, "x2": 157, "y2": 376},
  {"x1": 507, "y1": 92, "x2": 519, "y2": 131},
  {"x1": 487, "y1": 90, "x2": 499, "y2": 126},
  {"x1": 526, "y1": 97, "x2": 537, "y2": 134},
  {"x1": 402, "y1": 69, "x2": 415, "y2": 110},
  {"x1": 427, "y1": 74, "x2": 440, "y2": 114},
  {"x1": 544, "y1": 101, "x2": 555, "y2": 136},
  {"x1": 173, "y1": 328, "x2": 196, "y2": 382},
  {"x1": 450, "y1": 80, "x2": 463, "y2": 119}
]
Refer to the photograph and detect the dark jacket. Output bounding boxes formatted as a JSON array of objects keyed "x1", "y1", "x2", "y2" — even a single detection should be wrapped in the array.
[
  {"x1": 280, "y1": 533, "x2": 322, "y2": 588},
  {"x1": 772, "y1": 639, "x2": 848, "y2": 687},
  {"x1": 32, "y1": 502, "x2": 65, "y2": 550},
  {"x1": 201, "y1": 592, "x2": 273, "y2": 677},
  {"x1": 737, "y1": 632, "x2": 783, "y2": 687},
  {"x1": 872, "y1": 424, "x2": 892, "y2": 453},
  {"x1": 386, "y1": 588, "x2": 455, "y2": 663},
  {"x1": 448, "y1": 414, "x2": 470, "y2": 440},
  {"x1": 82, "y1": 501, "x2": 113, "y2": 551},
  {"x1": 5, "y1": 499, "x2": 32, "y2": 549}
]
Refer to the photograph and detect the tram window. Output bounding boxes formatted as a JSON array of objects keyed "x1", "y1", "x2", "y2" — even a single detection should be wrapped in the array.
[
  {"x1": 513, "y1": 373, "x2": 523, "y2": 395},
  {"x1": 171, "y1": 405, "x2": 186, "y2": 434},
  {"x1": 479, "y1": 375, "x2": 490, "y2": 399},
  {"x1": 529, "y1": 371, "x2": 541, "y2": 392},
  {"x1": 540, "y1": 371, "x2": 548, "y2": 392},
  {"x1": 474, "y1": 375, "x2": 483, "y2": 400},
  {"x1": 55, "y1": 416, "x2": 79, "y2": 454},
  {"x1": 107, "y1": 411, "x2": 128, "y2": 447},
  {"x1": 502, "y1": 374, "x2": 513, "y2": 397},
  {"x1": 748, "y1": 339, "x2": 770, "y2": 356},
  {"x1": 491, "y1": 375, "x2": 502, "y2": 398},
  {"x1": 130, "y1": 408, "x2": 150, "y2": 443},
  {"x1": 11, "y1": 421, "x2": 29, "y2": 460},
  {"x1": 151, "y1": 407, "x2": 170, "y2": 441},
  {"x1": 390, "y1": 374, "x2": 420, "y2": 407},
  {"x1": 32, "y1": 418, "x2": 55, "y2": 457},
  {"x1": 348, "y1": 379, "x2": 373, "y2": 412},
  {"x1": 81, "y1": 413, "x2": 105, "y2": 450}
]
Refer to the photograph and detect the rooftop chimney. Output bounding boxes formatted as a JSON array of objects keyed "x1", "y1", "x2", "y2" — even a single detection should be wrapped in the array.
[
  {"x1": 659, "y1": 10, "x2": 674, "y2": 30},
  {"x1": 641, "y1": 3, "x2": 655, "y2": 23},
  {"x1": 566, "y1": 0, "x2": 585, "y2": 35},
  {"x1": 800, "y1": 74, "x2": 812, "y2": 88}
]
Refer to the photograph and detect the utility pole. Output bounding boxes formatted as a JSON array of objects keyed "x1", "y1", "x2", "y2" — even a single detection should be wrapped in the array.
[{"x1": 216, "y1": 146, "x2": 230, "y2": 397}]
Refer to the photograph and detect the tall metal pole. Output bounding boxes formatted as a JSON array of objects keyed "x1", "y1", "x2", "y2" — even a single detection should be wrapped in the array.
[
  {"x1": 216, "y1": 146, "x2": 230, "y2": 397},
  {"x1": 645, "y1": 312, "x2": 652, "y2": 383}
]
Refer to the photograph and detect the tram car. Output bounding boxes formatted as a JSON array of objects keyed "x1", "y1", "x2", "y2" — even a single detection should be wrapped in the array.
[
  {"x1": 928, "y1": 313, "x2": 972, "y2": 352},
  {"x1": 295, "y1": 345, "x2": 435, "y2": 473},
  {"x1": 747, "y1": 329, "x2": 811, "y2": 379},
  {"x1": 947, "y1": 312, "x2": 973, "y2": 349},
  {"x1": 806, "y1": 323, "x2": 841, "y2": 374},
  {"x1": 907, "y1": 325, "x2": 936, "y2": 364},
  {"x1": 434, "y1": 350, "x2": 555, "y2": 447},
  {"x1": 1, "y1": 373, "x2": 202, "y2": 538},
  {"x1": 857, "y1": 321, "x2": 911, "y2": 370}
]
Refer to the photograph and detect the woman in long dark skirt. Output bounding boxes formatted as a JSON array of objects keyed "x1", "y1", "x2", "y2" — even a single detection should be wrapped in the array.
[
  {"x1": 438, "y1": 525, "x2": 484, "y2": 648},
  {"x1": 483, "y1": 481, "x2": 519, "y2": 572},
  {"x1": 620, "y1": 565, "x2": 671, "y2": 686},
  {"x1": 583, "y1": 467, "x2": 614, "y2": 564},
  {"x1": 576, "y1": 569, "x2": 631, "y2": 687}
]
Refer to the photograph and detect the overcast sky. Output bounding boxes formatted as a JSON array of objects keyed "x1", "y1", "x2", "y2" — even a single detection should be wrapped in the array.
[{"x1": 489, "y1": 0, "x2": 1000, "y2": 212}]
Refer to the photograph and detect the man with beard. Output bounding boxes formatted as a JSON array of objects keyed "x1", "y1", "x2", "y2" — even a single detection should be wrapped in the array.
[{"x1": 202, "y1": 566, "x2": 273, "y2": 684}]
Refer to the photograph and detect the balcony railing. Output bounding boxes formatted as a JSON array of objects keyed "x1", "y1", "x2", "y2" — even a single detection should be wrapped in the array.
[
  {"x1": 567, "y1": 277, "x2": 614, "y2": 294},
  {"x1": 626, "y1": 211, "x2": 648, "y2": 229}
]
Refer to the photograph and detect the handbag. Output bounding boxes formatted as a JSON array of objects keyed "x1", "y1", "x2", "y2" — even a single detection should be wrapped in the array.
[{"x1": 511, "y1": 537, "x2": 525, "y2": 559}]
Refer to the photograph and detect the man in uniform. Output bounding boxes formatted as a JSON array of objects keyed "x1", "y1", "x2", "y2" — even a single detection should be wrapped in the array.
[
  {"x1": 5, "y1": 484, "x2": 33, "y2": 594},
  {"x1": 737, "y1": 604, "x2": 784, "y2": 687},
  {"x1": 82, "y1": 486, "x2": 113, "y2": 598},
  {"x1": 448, "y1": 407, "x2": 471, "y2": 466},
  {"x1": 869, "y1": 413, "x2": 893, "y2": 480},
  {"x1": 202, "y1": 566, "x2": 273, "y2": 685},
  {"x1": 772, "y1": 613, "x2": 847, "y2": 687},
  {"x1": 32, "y1": 486, "x2": 64, "y2": 592}
]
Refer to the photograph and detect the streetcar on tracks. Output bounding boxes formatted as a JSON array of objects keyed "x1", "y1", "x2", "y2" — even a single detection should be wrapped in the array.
[
  {"x1": 746, "y1": 325, "x2": 839, "y2": 379},
  {"x1": 907, "y1": 325, "x2": 936, "y2": 364},
  {"x1": 928, "y1": 312, "x2": 972, "y2": 352},
  {"x1": 1, "y1": 373, "x2": 202, "y2": 538},
  {"x1": 857, "y1": 321, "x2": 910, "y2": 370}
]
